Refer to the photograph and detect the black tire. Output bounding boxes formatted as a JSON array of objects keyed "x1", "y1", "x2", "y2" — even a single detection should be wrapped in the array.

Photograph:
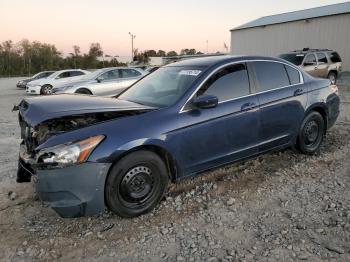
[
  {"x1": 75, "y1": 88, "x2": 92, "y2": 95},
  {"x1": 296, "y1": 111, "x2": 325, "y2": 154},
  {"x1": 40, "y1": 85, "x2": 53, "y2": 95},
  {"x1": 328, "y1": 72, "x2": 337, "y2": 85},
  {"x1": 105, "y1": 151, "x2": 169, "y2": 218}
]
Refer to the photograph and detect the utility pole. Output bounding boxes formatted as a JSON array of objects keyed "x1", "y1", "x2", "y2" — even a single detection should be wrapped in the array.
[
  {"x1": 206, "y1": 40, "x2": 209, "y2": 54},
  {"x1": 129, "y1": 32, "x2": 136, "y2": 61}
]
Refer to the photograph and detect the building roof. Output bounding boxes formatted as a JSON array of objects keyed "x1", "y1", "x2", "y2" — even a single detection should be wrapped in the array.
[{"x1": 231, "y1": 2, "x2": 350, "y2": 31}]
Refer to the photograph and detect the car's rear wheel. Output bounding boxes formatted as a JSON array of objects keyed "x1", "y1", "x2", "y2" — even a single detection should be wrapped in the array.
[
  {"x1": 75, "y1": 88, "x2": 92, "y2": 95},
  {"x1": 105, "y1": 151, "x2": 169, "y2": 218},
  {"x1": 40, "y1": 85, "x2": 53, "y2": 95},
  {"x1": 328, "y1": 72, "x2": 337, "y2": 85},
  {"x1": 297, "y1": 111, "x2": 325, "y2": 154}
]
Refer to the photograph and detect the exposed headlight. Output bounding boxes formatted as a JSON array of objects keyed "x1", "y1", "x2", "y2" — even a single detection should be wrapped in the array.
[{"x1": 37, "y1": 135, "x2": 105, "y2": 168}]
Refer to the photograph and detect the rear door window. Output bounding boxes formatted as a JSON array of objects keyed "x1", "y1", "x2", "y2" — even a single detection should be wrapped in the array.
[
  {"x1": 253, "y1": 61, "x2": 290, "y2": 92},
  {"x1": 316, "y1": 53, "x2": 328, "y2": 63},
  {"x1": 284, "y1": 65, "x2": 301, "y2": 85},
  {"x1": 198, "y1": 63, "x2": 250, "y2": 102},
  {"x1": 303, "y1": 54, "x2": 317, "y2": 66}
]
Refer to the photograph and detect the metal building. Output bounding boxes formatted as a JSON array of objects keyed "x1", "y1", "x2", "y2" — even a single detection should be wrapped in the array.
[{"x1": 230, "y1": 2, "x2": 350, "y2": 71}]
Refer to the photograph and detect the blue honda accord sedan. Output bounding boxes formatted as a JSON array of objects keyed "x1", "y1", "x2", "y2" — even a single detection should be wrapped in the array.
[{"x1": 16, "y1": 55, "x2": 340, "y2": 218}]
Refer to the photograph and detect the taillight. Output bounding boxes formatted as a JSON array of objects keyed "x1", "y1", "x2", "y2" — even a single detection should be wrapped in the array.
[{"x1": 330, "y1": 84, "x2": 338, "y2": 94}]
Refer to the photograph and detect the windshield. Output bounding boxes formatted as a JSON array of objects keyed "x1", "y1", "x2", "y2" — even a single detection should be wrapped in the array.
[
  {"x1": 119, "y1": 66, "x2": 203, "y2": 107},
  {"x1": 47, "y1": 71, "x2": 61, "y2": 79},
  {"x1": 279, "y1": 54, "x2": 304, "y2": 66},
  {"x1": 81, "y1": 69, "x2": 105, "y2": 80}
]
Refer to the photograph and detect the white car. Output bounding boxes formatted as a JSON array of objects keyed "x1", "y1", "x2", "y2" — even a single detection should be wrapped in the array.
[
  {"x1": 26, "y1": 69, "x2": 89, "y2": 95},
  {"x1": 52, "y1": 67, "x2": 147, "y2": 96}
]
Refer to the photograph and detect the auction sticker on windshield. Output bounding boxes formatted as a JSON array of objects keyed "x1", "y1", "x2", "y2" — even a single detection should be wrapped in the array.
[{"x1": 179, "y1": 70, "x2": 202, "y2": 76}]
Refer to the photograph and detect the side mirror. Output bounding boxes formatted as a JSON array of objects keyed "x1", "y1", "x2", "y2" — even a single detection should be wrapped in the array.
[
  {"x1": 193, "y1": 95, "x2": 218, "y2": 109},
  {"x1": 96, "y1": 76, "x2": 103, "y2": 83}
]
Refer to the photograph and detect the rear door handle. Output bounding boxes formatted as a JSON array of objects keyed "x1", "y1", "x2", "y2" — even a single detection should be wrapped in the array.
[
  {"x1": 294, "y1": 88, "x2": 304, "y2": 96},
  {"x1": 241, "y1": 102, "x2": 256, "y2": 111}
]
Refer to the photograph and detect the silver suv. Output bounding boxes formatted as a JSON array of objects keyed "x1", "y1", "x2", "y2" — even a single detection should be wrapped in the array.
[{"x1": 279, "y1": 49, "x2": 342, "y2": 84}]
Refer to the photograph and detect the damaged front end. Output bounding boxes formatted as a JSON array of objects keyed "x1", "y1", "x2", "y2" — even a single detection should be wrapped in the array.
[
  {"x1": 15, "y1": 95, "x2": 155, "y2": 217},
  {"x1": 17, "y1": 110, "x2": 148, "y2": 182}
]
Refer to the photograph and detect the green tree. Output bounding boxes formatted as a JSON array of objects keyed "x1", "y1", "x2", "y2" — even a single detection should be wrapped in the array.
[
  {"x1": 180, "y1": 48, "x2": 197, "y2": 55},
  {"x1": 157, "y1": 50, "x2": 166, "y2": 57},
  {"x1": 166, "y1": 51, "x2": 178, "y2": 57},
  {"x1": 88, "y1": 42, "x2": 103, "y2": 58},
  {"x1": 144, "y1": 50, "x2": 157, "y2": 57}
]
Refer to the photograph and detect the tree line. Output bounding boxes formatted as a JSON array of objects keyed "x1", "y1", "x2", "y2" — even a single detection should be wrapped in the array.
[
  {"x1": 0, "y1": 39, "x2": 204, "y2": 77},
  {"x1": 133, "y1": 48, "x2": 203, "y2": 64},
  {"x1": 0, "y1": 40, "x2": 128, "y2": 77}
]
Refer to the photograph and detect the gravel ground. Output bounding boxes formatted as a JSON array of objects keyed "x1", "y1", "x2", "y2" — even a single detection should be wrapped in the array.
[{"x1": 0, "y1": 78, "x2": 350, "y2": 261}]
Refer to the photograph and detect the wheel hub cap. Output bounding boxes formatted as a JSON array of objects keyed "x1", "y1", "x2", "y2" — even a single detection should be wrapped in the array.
[
  {"x1": 304, "y1": 120, "x2": 319, "y2": 144},
  {"x1": 120, "y1": 166, "x2": 154, "y2": 201}
]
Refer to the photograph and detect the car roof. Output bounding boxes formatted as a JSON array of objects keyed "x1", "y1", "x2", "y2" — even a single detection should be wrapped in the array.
[
  {"x1": 282, "y1": 49, "x2": 335, "y2": 55},
  {"x1": 164, "y1": 55, "x2": 288, "y2": 68}
]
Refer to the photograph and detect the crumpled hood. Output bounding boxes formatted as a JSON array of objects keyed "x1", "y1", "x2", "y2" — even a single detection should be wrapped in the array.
[{"x1": 19, "y1": 94, "x2": 154, "y2": 126}]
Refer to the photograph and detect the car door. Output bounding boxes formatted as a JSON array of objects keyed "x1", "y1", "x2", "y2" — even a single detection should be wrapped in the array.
[
  {"x1": 251, "y1": 61, "x2": 307, "y2": 152},
  {"x1": 174, "y1": 63, "x2": 260, "y2": 176},
  {"x1": 53, "y1": 71, "x2": 72, "y2": 86},
  {"x1": 302, "y1": 54, "x2": 318, "y2": 77},
  {"x1": 91, "y1": 69, "x2": 121, "y2": 96},
  {"x1": 316, "y1": 53, "x2": 329, "y2": 78}
]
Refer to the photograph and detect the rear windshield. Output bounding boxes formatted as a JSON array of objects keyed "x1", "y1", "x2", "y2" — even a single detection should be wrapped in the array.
[
  {"x1": 278, "y1": 54, "x2": 304, "y2": 66},
  {"x1": 329, "y1": 52, "x2": 342, "y2": 63}
]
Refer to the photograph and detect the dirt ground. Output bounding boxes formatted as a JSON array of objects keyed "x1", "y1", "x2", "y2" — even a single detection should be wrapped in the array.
[{"x1": 0, "y1": 77, "x2": 350, "y2": 261}]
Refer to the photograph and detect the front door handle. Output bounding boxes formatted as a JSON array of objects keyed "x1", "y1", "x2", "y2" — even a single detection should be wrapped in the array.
[
  {"x1": 294, "y1": 88, "x2": 304, "y2": 96},
  {"x1": 241, "y1": 102, "x2": 256, "y2": 111}
]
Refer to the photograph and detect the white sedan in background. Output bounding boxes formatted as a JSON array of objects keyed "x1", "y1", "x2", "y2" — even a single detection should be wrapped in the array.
[
  {"x1": 52, "y1": 67, "x2": 147, "y2": 96},
  {"x1": 26, "y1": 69, "x2": 89, "y2": 95}
]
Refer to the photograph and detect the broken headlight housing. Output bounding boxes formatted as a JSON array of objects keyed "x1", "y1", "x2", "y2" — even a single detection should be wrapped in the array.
[{"x1": 37, "y1": 135, "x2": 105, "y2": 168}]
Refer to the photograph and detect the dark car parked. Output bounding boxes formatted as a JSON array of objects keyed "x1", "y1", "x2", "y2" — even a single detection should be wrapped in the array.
[
  {"x1": 16, "y1": 56, "x2": 340, "y2": 218},
  {"x1": 16, "y1": 71, "x2": 55, "y2": 88}
]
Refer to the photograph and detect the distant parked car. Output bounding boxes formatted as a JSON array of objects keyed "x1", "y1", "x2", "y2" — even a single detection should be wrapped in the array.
[
  {"x1": 26, "y1": 69, "x2": 89, "y2": 95},
  {"x1": 16, "y1": 56, "x2": 339, "y2": 218},
  {"x1": 16, "y1": 71, "x2": 55, "y2": 89},
  {"x1": 279, "y1": 48, "x2": 342, "y2": 84},
  {"x1": 52, "y1": 67, "x2": 146, "y2": 96}
]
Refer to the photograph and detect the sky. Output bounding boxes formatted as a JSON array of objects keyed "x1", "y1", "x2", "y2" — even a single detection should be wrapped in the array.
[{"x1": 0, "y1": 0, "x2": 347, "y2": 57}]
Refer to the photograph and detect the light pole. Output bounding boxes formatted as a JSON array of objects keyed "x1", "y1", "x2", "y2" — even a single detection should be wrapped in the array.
[
  {"x1": 206, "y1": 40, "x2": 209, "y2": 54},
  {"x1": 129, "y1": 32, "x2": 136, "y2": 61}
]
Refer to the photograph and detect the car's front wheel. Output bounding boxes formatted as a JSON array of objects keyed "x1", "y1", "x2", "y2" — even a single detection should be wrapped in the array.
[
  {"x1": 40, "y1": 84, "x2": 53, "y2": 95},
  {"x1": 105, "y1": 151, "x2": 169, "y2": 218},
  {"x1": 297, "y1": 111, "x2": 325, "y2": 154}
]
